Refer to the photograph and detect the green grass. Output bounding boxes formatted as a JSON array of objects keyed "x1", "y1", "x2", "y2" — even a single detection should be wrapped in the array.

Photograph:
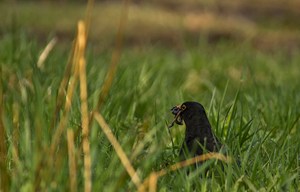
[{"x1": 1, "y1": 31, "x2": 300, "y2": 191}]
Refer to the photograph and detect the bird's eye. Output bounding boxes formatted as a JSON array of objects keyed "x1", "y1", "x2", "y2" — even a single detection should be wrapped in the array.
[{"x1": 181, "y1": 104, "x2": 186, "y2": 111}]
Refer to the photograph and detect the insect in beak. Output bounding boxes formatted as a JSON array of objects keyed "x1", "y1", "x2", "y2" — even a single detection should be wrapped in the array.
[{"x1": 168, "y1": 105, "x2": 186, "y2": 128}]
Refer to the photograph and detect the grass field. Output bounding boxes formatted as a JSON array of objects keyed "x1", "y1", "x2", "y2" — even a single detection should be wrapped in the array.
[{"x1": 1, "y1": 2, "x2": 300, "y2": 192}]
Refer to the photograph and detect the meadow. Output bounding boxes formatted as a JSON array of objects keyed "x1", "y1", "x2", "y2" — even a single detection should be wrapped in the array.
[{"x1": 1, "y1": 1, "x2": 300, "y2": 191}]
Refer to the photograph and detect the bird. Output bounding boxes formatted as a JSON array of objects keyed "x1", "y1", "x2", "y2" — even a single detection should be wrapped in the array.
[{"x1": 169, "y1": 101, "x2": 222, "y2": 160}]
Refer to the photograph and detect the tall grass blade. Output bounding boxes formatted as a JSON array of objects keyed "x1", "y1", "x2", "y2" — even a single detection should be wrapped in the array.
[
  {"x1": 77, "y1": 20, "x2": 92, "y2": 192},
  {"x1": 94, "y1": 112, "x2": 142, "y2": 189},
  {"x1": 67, "y1": 129, "x2": 77, "y2": 192}
]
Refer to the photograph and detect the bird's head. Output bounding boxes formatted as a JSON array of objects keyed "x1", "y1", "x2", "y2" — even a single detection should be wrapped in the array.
[{"x1": 168, "y1": 101, "x2": 205, "y2": 128}]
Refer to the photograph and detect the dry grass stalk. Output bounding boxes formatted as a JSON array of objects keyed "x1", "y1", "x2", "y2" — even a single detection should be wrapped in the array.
[
  {"x1": 49, "y1": 26, "x2": 82, "y2": 156},
  {"x1": 37, "y1": 37, "x2": 57, "y2": 70},
  {"x1": 156, "y1": 152, "x2": 230, "y2": 177},
  {"x1": 139, "y1": 153, "x2": 231, "y2": 192},
  {"x1": 43, "y1": 20, "x2": 83, "y2": 189},
  {"x1": 77, "y1": 20, "x2": 92, "y2": 192},
  {"x1": 51, "y1": 40, "x2": 76, "y2": 130},
  {"x1": 93, "y1": 112, "x2": 142, "y2": 188},
  {"x1": 49, "y1": 64, "x2": 79, "y2": 156},
  {"x1": 33, "y1": 39, "x2": 79, "y2": 190},
  {"x1": 40, "y1": 35, "x2": 80, "y2": 192},
  {"x1": 148, "y1": 173, "x2": 158, "y2": 192},
  {"x1": 47, "y1": 0, "x2": 93, "y2": 189},
  {"x1": 67, "y1": 129, "x2": 77, "y2": 192}
]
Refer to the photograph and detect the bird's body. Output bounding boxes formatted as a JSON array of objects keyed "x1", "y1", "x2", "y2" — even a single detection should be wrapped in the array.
[{"x1": 170, "y1": 101, "x2": 222, "y2": 160}]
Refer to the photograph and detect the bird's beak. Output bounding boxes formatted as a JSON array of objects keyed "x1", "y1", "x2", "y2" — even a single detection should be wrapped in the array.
[
  {"x1": 171, "y1": 106, "x2": 183, "y2": 125},
  {"x1": 168, "y1": 105, "x2": 185, "y2": 128}
]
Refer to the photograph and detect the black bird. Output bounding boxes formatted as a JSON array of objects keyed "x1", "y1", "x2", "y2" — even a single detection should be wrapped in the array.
[{"x1": 169, "y1": 101, "x2": 222, "y2": 160}]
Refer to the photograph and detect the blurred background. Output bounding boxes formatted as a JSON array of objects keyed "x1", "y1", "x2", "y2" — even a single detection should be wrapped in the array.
[{"x1": 2, "y1": 0, "x2": 300, "y2": 51}]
